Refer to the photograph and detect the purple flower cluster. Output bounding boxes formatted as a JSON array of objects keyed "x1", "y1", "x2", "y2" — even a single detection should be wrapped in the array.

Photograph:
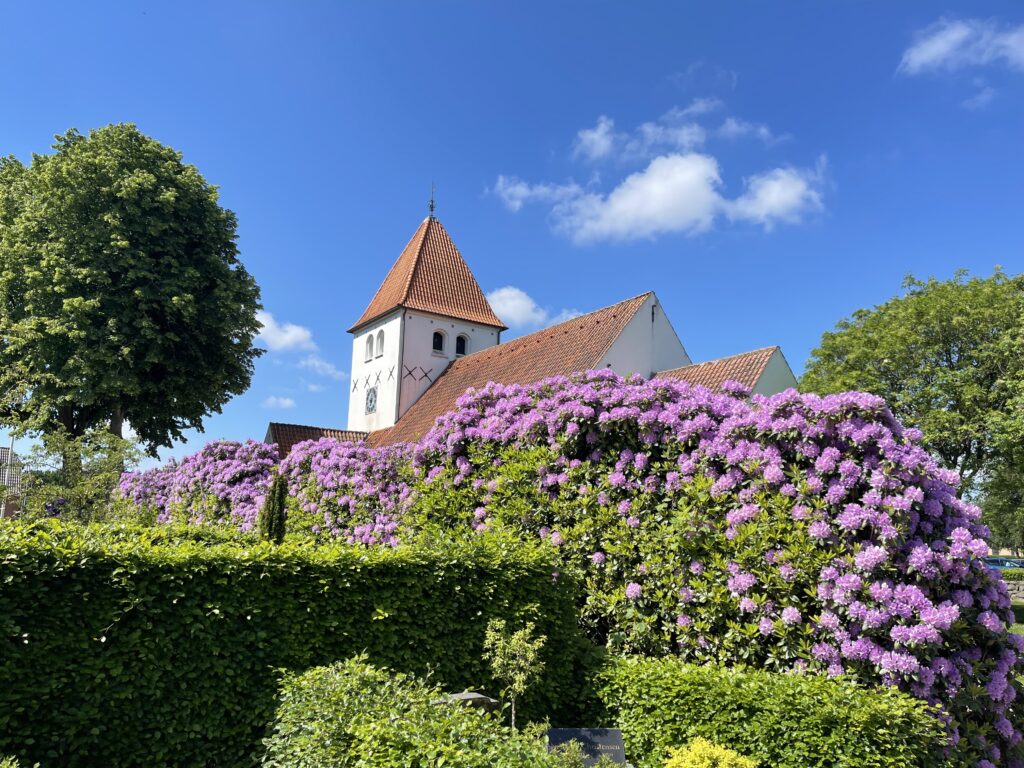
[
  {"x1": 278, "y1": 438, "x2": 412, "y2": 546},
  {"x1": 116, "y1": 369, "x2": 1023, "y2": 764},
  {"x1": 411, "y1": 370, "x2": 1023, "y2": 766},
  {"x1": 117, "y1": 440, "x2": 278, "y2": 529}
]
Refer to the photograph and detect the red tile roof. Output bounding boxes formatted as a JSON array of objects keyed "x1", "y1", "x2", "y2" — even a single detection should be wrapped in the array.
[
  {"x1": 655, "y1": 347, "x2": 779, "y2": 391},
  {"x1": 349, "y1": 217, "x2": 507, "y2": 333},
  {"x1": 368, "y1": 293, "x2": 652, "y2": 446},
  {"x1": 264, "y1": 423, "x2": 368, "y2": 456}
]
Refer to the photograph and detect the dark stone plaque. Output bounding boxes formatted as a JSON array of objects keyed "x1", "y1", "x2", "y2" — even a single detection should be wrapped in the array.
[{"x1": 546, "y1": 728, "x2": 626, "y2": 765}]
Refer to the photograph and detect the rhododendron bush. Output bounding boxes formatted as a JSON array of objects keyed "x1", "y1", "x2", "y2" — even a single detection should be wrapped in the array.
[
  {"x1": 412, "y1": 371, "x2": 1022, "y2": 767},
  {"x1": 278, "y1": 438, "x2": 412, "y2": 545},
  {"x1": 116, "y1": 439, "x2": 279, "y2": 529},
  {"x1": 117, "y1": 370, "x2": 1023, "y2": 766}
]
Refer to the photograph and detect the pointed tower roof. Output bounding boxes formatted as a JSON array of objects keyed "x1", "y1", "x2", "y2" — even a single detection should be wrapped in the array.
[{"x1": 348, "y1": 217, "x2": 507, "y2": 333}]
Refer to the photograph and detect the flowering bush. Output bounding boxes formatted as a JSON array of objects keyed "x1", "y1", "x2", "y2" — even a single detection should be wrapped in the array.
[
  {"x1": 278, "y1": 438, "x2": 413, "y2": 545},
  {"x1": 116, "y1": 369, "x2": 1023, "y2": 765},
  {"x1": 117, "y1": 438, "x2": 413, "y2": 545},
  {"x1": 411, "y1": 370, "x2": 1023, "y2": 767},
  {"x1": 116, "y1": 439, "x2": 278, "y2": 529}
]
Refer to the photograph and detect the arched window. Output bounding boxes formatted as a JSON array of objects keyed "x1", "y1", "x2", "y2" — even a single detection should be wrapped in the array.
[
  {"x1": 375, "y1": 330, "x2": 384, "y2": 358},
  {"x1": 455, "y1": 334, "x2": 469, "y2": 357},
  {"x1": 365, "y1": 334, "x2": 374, "y2": 362},
  {"x1": 432, "y1": 330, "x2": 445, "y2": 353}
]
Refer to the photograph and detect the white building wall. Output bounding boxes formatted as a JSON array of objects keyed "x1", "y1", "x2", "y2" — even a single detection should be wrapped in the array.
[
  {"x1": 597, "y1": 293, "x2": 690, "y2": 377},
  {"x1": 347, "y1": 311, "x2": 404, "y2": 432},
  {"x1": 398, "y1": 311, "x2": 500, "y2": 418},
  {"x1": 752, "y1": 349, "x2": 800, "y2": 396}
]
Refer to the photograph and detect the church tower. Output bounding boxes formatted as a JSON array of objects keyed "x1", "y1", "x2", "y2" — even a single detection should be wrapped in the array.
[{"x1": 346, "y1": 215, "x2": 506, "y2": 433}]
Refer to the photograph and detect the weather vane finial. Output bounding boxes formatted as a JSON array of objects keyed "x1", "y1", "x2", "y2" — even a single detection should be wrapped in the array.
[{"x1": 428, "y1": 182, "x2": 436, "y2": 218}]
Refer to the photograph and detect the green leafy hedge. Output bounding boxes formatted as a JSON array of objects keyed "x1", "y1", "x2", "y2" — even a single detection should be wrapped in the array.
[
  {"x1": 999, "y1": 568, "x2": 1024, "y2": 582},
  {"x1": 0, "y1": 521, "x2": 590, "y2": 768},
  {"x1": 262, "y1": 656, "x2": 578, "y2": 767},
  {"x1": 597, "y1": 657, "x2": 950, "y2": 768}
]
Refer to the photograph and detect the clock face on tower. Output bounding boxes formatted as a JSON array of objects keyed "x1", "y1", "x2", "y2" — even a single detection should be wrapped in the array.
[{"x1": 365, "y1": 386, "x2": 378, "y2": 415}]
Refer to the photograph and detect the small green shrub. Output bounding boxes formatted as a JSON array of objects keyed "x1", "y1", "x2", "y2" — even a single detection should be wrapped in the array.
[
  {"x1": 598, "y1": 657, "x2": 949, "y2": 768},
  {"x1": 1001, "y1": 568, "x2": 1024, "y2": 582},
  {"x1": 258, "y1": 473, "x2": 288, "y2": 544},
  {"x1": 0, "y1": 519, "x2": 590, "y2": 768},
  {"x1": 483, "y1": 618, "x2": 546, "y2": 730},
  {"x1": 663, "y1": 738, "x2": 756, "y2": 768},
  {"x1": 261, "y1": 656, "x2": 574, "y2": 768}
]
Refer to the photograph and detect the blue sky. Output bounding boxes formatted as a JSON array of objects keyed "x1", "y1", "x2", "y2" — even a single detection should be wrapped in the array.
[{"x1": 2, "y1": 2, "x2": 1023, "y2": 465}]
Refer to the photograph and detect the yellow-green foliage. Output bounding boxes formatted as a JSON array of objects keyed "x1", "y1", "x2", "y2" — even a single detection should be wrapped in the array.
[{"x1": 664, "y1": 738, "x2": 756, "y2": 768}]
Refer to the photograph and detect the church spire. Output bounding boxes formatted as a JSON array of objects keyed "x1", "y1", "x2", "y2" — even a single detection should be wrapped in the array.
[
  {"x1": 428, "y1": 182, "x2": 436, "y2": 219},
  {"x1": 348, "y1": 215, "x2": 507, "y2": 333}
]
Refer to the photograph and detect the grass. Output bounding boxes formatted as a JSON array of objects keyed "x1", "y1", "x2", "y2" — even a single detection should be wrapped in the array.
[{"x1": 1013, "y1": 602, "x2": 1024, "y2": 635}]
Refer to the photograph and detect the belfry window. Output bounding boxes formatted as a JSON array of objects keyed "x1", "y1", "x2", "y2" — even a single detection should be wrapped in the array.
[
  {"x1": 375, "y1": 330, "x2": 384, "y2": 358},
  {"x1": 365, "y1": 335, "x2": 374, "y2": 362},
  {"x1": 456, "y1": 334, "x2": 469, "y2": 357},
  {"x1": 432, "y1": 330, "x2": 445, "y2": 353}
]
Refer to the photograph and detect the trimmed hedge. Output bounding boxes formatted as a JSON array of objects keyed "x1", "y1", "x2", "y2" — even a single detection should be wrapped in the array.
[
  {"x1": 1001, "y1": 568, "x2": 1024, "y2": 582},
  {"x1": 597, "y1": 657, "x2": 950, "y2": 768},
  {"x1": 262, "y1": 656, "x2": 575, "y2": 767},
  {"x1": 0, "y1": 521, "x2": 590, "y2": 768}
]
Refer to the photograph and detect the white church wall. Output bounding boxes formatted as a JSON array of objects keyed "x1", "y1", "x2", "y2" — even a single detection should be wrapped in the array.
[
  {"x1": 347, "y1": 311, "x2": 404, "y2": 432},
  {"x1": 752, "y1": 348, "x2": 800, "y2": 396},
  {"x1": 398, "y1": 310, "x2": 501, "y2": 419},
  {"x1": 597, "y1": 293, "x2": 691, "y2": 377}
]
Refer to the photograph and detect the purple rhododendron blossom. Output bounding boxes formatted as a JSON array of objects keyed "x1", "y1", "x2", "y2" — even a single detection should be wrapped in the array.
[{"x1": 119, "y1": 370, "x2": 1024, "y2": 765}]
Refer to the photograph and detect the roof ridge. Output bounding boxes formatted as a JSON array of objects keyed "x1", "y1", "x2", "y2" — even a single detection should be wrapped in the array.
[
  {"x1": 267, "y1": 421, "x2": 354, "y2": 432},
  {"x1": 666, "y1": 345, "x2": 778, "y2": 372},
  {"x1": 455, "y1": 292, "x2": 653, "y2": 364},
  {"x1": 591, "y1": 292, "x2": 652, "y2": 366}
]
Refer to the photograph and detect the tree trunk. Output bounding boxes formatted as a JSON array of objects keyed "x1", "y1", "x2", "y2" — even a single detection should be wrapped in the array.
[
  {"x1": 57, "y1": 405, "x2": 82, "y2": 480},
  {"x1": 109, "y1": 408, "x2": 124, "y2": 439}
]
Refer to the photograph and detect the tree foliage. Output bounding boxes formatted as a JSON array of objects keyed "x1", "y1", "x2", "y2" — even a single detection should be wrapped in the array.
[
  {"x1": 21, "y1": 429, "x2": 140, "y2": 521},
  {"x1": 482, "y1": 619, "x2": 546, "y2": 731},
  {"x1": 0, "y1": 124, "x2": 262, "y2": 452},
  {"x1": 800, "y1": 269, "x2": 1024, "y2": 493},
  {"x1": 982, "y1": 454, "x2": 1024, "y2": 554}
]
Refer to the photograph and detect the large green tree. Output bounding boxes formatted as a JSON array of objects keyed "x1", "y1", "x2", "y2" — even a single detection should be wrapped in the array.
[
  {"x1": 800, "y1": 269, "x2": 1024, "y2": 495},
  {"x1": 0, "y1": 124, "x2": 262, "y2": 453},
  {"x1": 982, "y1": 455, "x2": 1024, "y2": 553}
]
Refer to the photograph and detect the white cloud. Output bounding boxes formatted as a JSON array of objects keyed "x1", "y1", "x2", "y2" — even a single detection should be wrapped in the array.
[
  {"x1": 573, "y1": 115, "x2": 617, "y2": 161},
  {"x1": 623, "y1": 120, "x2": 705, "y2": 160},
  {"x1": 548, "y1": 308, "x2": 584, "y2": 325},
  {"x1": 262, "y1": 396, "x2": 296, "y2": 409},
  {"x1": 727, "y1": 158, "x2": 826, "y2": 230},
  {"x1": 571, "y1": 109, "x2": 707, "y2": 165},
  {"x1": 256, "y1": 310, "x2": 316, "y2": 352},
  {"x1": 503, "y1": 152, "x2": 825, "y2": 244},
  {"x1": 299, "y1": 354, "x2": 347, "y2": 381},
  {"x1": 497, "y1": 103, "x2": 823, "y2": 243},
  {"x1": 306, "y1": 382, "x2": 326, "y2": 393},
  {"x1": 493, "y1": 175, "x2": 582, "y2": 212},
  {"x1": 486, "y1": 286, "x2": 581, "y2": 330},
  {"x1": 962, "y1": 80, "x2": 996, "y2": 109},
  {"x1": 556, "y1": 154, "x2": 724, "y2": 242},
  {"x1": 899, "y1": 18, "x2": 1024, "y2": 75},
  {"x1": 718, "y1": 117, "x2": 786, "y2": 145},
  {"x1": 674, "y1": 97, "x2": 724, "y2": 117}
]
